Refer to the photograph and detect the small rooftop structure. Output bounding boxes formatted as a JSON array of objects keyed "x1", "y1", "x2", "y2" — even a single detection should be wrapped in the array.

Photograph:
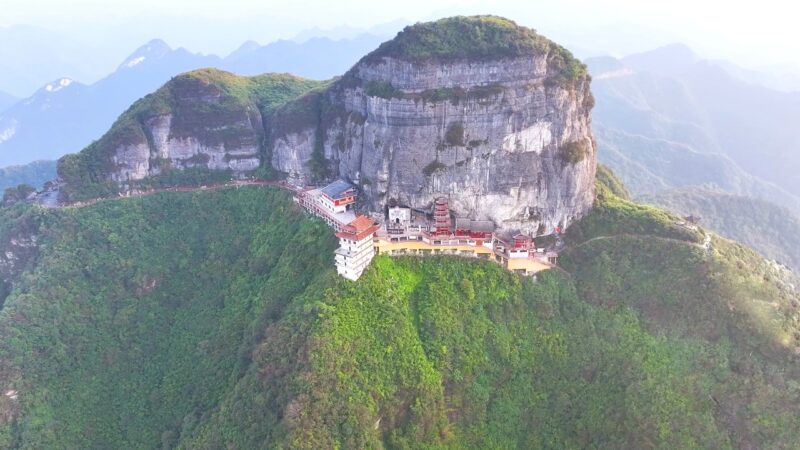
[
  {"x1": 387, "y1": 206, "x2": 411, "y2": 235},
  {"x1": 471, "y1": 220, "x2": 495, "y2": 233},
  {"x1": 388, "y1": 206, "x2": 412, "y2": 224},
  {"x1": 317, "y1": 179, "x2": 357, "y2": 214},
  {"x1": 321, "y1": 179, "x2": 356, "y2": 201},
  {"x1": 454, "y1": 218, "x2": 471, "y2": 231},
  {"x1": 512, "y1": 234, "x2": 532, "y2": 249}
]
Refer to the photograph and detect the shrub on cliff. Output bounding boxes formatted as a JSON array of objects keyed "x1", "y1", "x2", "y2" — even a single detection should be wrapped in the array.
[
  {"x1": 362, "y1": 16, "x2": 587, "y2": 83},
  {"x1": 56, "y1": 70, "x2": 324, "y2": 202}
]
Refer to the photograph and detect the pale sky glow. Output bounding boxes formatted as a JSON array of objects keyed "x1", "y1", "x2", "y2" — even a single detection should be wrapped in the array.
[{"x1": 1, "y1": 0, "x2": 797, "y2": 68}]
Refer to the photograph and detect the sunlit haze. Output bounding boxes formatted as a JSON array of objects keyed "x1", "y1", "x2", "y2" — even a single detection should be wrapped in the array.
[{"x1": 1, "y1": 0, "x2": 797, "y2": 69}]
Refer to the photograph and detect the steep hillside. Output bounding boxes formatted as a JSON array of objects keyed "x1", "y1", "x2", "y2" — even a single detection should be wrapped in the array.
[
  {"x1": 58, "y1": 70, "x2": 325, "y2": 201},
  {"x1": 0, "y1": 174, "x2": 798, "y2": 447},
  {"x1": 644, "y1": 187, "x2": 800, "y2": 270},
  {"x1": 0, "y1": 188, "x2": 338, "y2": 448},
  {"x1": 58, "y1": 16, "x2": 596, "y2": 235}
]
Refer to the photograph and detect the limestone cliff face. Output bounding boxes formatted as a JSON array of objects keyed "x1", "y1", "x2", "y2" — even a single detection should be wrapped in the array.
[
  {"x1": 108, "y1": 75, "x2": 263, "y2": 183},
  {"x1": 59, "y1": 16, "x2": 596, "y2": 234},
  {"x1": 57, "y1": 70, "x2": 323, "y2": 201},
  {"x1": 270, "y1": 19, "x2": 596, "y2": 234},
  {"x1": 110, "y1": 114, "x2": 261, "y2": 183}
]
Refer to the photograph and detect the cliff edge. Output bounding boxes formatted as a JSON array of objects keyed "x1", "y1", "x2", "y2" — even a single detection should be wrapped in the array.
[{"x1": 58, "y1": 16, "x2": 596, "y2": 234}]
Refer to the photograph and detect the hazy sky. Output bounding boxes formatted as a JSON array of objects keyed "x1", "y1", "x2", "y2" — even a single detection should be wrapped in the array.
[{"x1": 1, "y1": 0, "x2": 797, "y2": 68}]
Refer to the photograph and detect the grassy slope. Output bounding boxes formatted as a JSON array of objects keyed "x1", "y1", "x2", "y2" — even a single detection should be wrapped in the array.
[
  {"x1": 561, "y1": 176, "x2": 800, "y2": 449},
  {"x1": 643, "y1": 187, "x2": 800, "y2": 270},
  {"x1": 0, "y1": 178, "x2": 798, "y2": 448}
]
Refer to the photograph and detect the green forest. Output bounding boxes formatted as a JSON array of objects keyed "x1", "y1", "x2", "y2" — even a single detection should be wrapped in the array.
[{"x1": 0, "y1": 178, "x2": 797, "y2": 449}]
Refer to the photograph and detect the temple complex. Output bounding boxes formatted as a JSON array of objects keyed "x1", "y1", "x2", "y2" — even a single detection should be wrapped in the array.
[{"x1": 296, "y1": 179, "x2": 558, "y2": 280}]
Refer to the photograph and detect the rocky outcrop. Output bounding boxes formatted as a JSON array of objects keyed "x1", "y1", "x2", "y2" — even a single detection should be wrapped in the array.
[
  {"x1": 58, "y1": 16, "x2": 597, "y2": 234},
  {"x1": 110, "y1": 113, "x2": 261, "y2": 183},
  {"x1": 57, "y1": 71, "x2": 323, "y2": 201},
  {"x1": 107, "y1": 75, "x2": 263, "y2": 183},
  {"x1": 270, "y1": 17, "x2": 597, "y2": 235}
]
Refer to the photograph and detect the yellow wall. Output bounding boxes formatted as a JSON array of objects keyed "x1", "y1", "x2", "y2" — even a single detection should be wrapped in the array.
[
  {"x1": 374, "y1": 238, "x2": 551, "y2": 275},
  {"x1": 505, "y1": 258, "x2": 551, "y2": 274}
]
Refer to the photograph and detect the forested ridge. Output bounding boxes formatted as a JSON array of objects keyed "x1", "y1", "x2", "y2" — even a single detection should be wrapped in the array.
[{"x1": 0, "y1": 180, "x2": 796, "y2": 448}]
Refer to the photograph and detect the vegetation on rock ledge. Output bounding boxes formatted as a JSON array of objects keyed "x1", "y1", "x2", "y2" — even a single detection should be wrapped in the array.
[
  {"x1": 57, "y1": 70, "x2": 324, "y2": 203},
  {"x1": 361, "y1": 15, "x2": 587, "y2": 82}
]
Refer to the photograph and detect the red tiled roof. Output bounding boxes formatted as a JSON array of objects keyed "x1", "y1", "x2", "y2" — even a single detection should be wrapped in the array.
[
  {"x1": 349, "y1": 215, "x2": 376, "y2": 231},
  {"x1": 336, "y1": 215, "x2": 379, "y2": 240}
]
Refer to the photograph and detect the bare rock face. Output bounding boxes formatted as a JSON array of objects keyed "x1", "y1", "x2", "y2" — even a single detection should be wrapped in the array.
[
  {"x1": 108, "y1": 76, "x2": 263, "y2": 183},
  {"x1": 58, "y1": 16, "x2": 596, "y2": 234},
  {"x1": 57, "y1": 71, "x2": 326, "y2": 201},
  {"x1": 270, "y1": 16, "x2": 597, "y2": 234}
]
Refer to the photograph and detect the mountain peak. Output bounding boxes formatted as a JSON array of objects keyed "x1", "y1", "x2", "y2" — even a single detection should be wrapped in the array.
[
  {"x1": 227, "y1": 40, "x2": 261, "y2": 59},
  {"x1": 119, "y1": 39, "x2": 172, "y2": 70},
  {"x1": 622, "y1": 42, "x2": 699, "y2": 74},
  {"x1": 645, "y1": 43, "x2": 698, "y2": 61},
  {"x1": 38, "y1": 77, "x2": 76, "y2": 94},
  {"x1": 362, "y1": 15, "x2": 553, "y2": 63},
  {"x1": 237, "y1": 40, "x2": 260, "y2": 52},
  {"x1": 45, "y1": 77, "x2": 73, "y2": 92}
]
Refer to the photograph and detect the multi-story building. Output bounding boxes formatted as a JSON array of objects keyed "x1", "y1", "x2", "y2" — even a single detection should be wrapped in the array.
[
  {"x1": 319, "y1": 179, "x2": 357, "y2": 214},
  {"x1": 297, "y1": 187, "x2": 555, "y2": 280},
  {"x1": 294, "y1": 179, "x2": 357, "y2": 231},
  {"x1": 335, "y1": 215, "x2": 380, "y2": 281}
]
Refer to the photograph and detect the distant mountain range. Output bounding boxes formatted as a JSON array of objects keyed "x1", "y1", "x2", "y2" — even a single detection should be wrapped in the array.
[
  {"x1": 713, "y1": 60, "x2": 800, "y2": 93},
  {"x1": 589, "y1": 44, "x2": 800, "y2": 210},
  {"x1": 0, "y1": 91, "x2": 17, "y2": 113},
  {"x1": 0, "y1": 160, "x2": 56, "y2": 192},
  {"x1": 0, "y1": 39, "x2": 218, "y2": 167},
  {"x1": 0, "y1": 25, "x2": 119, "y2": 97},
  {"x1": 225, "y1": 34, "x2": 383, "y2": 79},
  {"x1": 0, "y1": 35, "x2": 384, "y2": 168},
  {"x1": 589, "y1": 43, "x2": 800, "y2": 269},
  {"x1": 290, "y1": 19, "x2": 409, "y2": 43}
]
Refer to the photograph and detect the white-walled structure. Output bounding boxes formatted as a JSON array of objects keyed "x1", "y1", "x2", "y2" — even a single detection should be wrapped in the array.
[
  {"x1": 295, "y1": 187, "x2": 556, "y2": 280},
  {"x1": 388, "y1": 207, "x2": 411, "y2": 225},
  {"x1": 319, "y1": 179, "x2": 356, "y2": 214},
  {"x1": 334, "y1": 215, "x2": 379, "y2": 281},
  {"x1": 294, "y1": 179, "x2": 357, "y2": 231}
]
